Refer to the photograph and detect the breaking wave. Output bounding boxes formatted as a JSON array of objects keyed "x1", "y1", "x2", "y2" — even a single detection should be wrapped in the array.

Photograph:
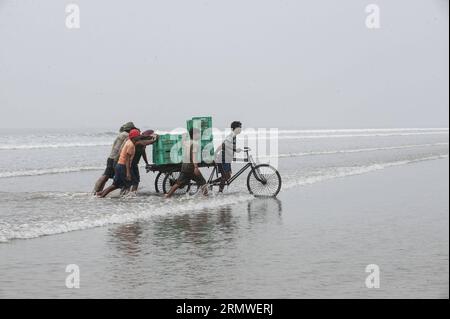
[
  {"x1": 0, "y1": 128, "x2": 447, "y2": 150},
  {"x1": 0, "y1": 142, "x2": 111, "y2": 150},
  {"x1": 1, "y1": 142, "x2": 447, "y2": 179},
  {"x1": 275, "y1": 143, "x2": 449, "y2": 158},
  {"x1": 0, "y1": 166, "x2": 103, "y2": 178},
  {"x1": 282, "y1": 154, "x2": 449, "y2": 189}
]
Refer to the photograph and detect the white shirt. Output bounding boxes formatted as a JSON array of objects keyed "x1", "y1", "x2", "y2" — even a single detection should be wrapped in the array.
[{"x1": 216, "y1": 133, "x2": 237, "y2": 163}]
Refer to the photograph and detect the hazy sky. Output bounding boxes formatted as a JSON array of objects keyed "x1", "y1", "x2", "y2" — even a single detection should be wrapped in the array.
[{"x1": 0, "y1": 0, "x2": 448, "y2": 130}]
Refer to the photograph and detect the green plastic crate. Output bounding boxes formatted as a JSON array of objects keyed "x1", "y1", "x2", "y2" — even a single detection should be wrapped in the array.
[
  {"x1": 152, "y1": 134, "x2": 184, "y2": 164},
  {"x1": 201, "y1": 142, "x2": 215, "y2": 162},
  {"x1": 153, "y1": 150, "x2": 183, "y2": 165},
  {"x1": 187, "y1": 117, "x2": 212, "y2": 135},
  {"x1": 153, "y1": 134, "x2": 182, "y2": 149},
  {"x1": 185, "y1": 116, "x2": 214, "y2": 163},
  {"x1": 187, "y1": 117, "x2": 213, "y2": 142},
  {"x1": 192, "y1": 116, "x2": 212, "y2": 129}
]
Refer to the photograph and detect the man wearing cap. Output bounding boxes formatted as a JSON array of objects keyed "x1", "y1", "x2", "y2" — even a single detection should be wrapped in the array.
[
  {"x1": 98, "y1": 128, "x2": 141, "y2": 198},
  {"x1": 93, "y1": 121, "x2": 137, "y2": 194}
]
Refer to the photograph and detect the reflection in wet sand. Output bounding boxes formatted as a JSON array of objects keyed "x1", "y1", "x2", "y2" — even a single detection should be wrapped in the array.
[
  {"x1": 110, "y1": 223, "x2": 143, "y2": 257},
  {"x1": 109, "y1": 197, "x2": 283, "y2": 258}
]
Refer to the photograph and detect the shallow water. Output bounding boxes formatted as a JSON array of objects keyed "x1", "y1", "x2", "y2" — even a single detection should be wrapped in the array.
[
  {"x1": 0, "y1": 128, "x2": 448, "y2": 298},
  {"x1": 0, "y1": 128, "x2": 448, "y2": 241}
]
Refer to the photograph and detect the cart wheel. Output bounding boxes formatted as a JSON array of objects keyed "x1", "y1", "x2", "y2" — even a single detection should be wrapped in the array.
[
  {"x1": 154, "y1": 172, "x2": 164, "y2": 193},
  {"x1": 188, "y1": 183, "x2": 200, "y2": 195},
  {"x1": 162, "y1": 171, "x2": 191, "y2": 194}
]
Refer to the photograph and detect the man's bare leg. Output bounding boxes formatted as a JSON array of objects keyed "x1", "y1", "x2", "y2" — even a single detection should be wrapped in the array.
[
  {"x1": 94, "y1": 175, "x2": 109, "y2": 193},
  {"x1": 201, "y1": 184, "x2": 208, "y2": 196},
  {"x1": 165, "y1": 183, "x2": 181, "y2": 198},
  {"x1": 99, "y1": 185, "x2": 119, "y2": 198},
  {"x1": 219, "y1": 172, "x2": 231, "y2": 193}
]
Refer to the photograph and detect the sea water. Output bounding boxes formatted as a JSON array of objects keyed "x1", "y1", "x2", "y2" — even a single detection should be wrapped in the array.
[
  {"x1": 0, "y1": 127, "x2": 448, "y2": 242},
  {"x1": 0, "y1": 128, "x2": 448, "y2": 298}
]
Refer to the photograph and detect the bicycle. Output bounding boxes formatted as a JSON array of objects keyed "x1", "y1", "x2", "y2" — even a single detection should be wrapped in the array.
[{"x1": 162, "y1": 147, "x2": 282, "y2": 197}]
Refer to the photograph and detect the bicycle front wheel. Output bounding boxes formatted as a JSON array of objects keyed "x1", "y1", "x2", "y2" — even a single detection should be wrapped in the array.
[{"x1": 247, "y1": 164, "x2": 282, "y2": 197}]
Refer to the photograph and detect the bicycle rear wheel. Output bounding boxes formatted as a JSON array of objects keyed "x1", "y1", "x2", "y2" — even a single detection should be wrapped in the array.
[
  {"x1": 162, "y1": 171, "x2": 191, "y2": 194},
  {"x1": 247, "y1": 164, "x2": 282, "y2": 197}
]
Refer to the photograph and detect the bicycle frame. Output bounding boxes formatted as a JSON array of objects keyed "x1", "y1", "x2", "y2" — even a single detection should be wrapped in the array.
[{"x1": 206, "y1": 149, "x2": 264, "y2": 187}]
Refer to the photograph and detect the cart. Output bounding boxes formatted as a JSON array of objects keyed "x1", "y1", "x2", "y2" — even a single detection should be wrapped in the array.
[
  {"x1": 145, "y1": 162, "x2": 215, "y2": 194},
  {"x1": 146, "y1": 147, "x2": 282, "y2": 197}
]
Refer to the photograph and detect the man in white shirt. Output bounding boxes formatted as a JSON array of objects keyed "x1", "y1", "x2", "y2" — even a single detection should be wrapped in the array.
[{"x1": 215, "y1": 121, "x2": 242, "y2": 193}]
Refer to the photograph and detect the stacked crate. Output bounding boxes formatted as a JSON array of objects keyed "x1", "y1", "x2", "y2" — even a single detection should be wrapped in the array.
[
  {"x1": 152, "y1": 134, "x2": 184, "y2": 165},
  {"x1": 186, "y1": 116, "x2": 214, "y2": 162}
]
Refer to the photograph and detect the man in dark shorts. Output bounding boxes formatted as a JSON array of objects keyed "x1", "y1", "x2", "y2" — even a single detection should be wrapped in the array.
[
  {"x1": 98, "y1": 129, "x2": 141, "y2": 198},
  {"x1": 165, "y1": 128, "x2": 208, "y2": 198},
  {"x1": 93, "y1": 121, "x2": 137, "y2": 194},
  {"x1": 214, "y1": 121, "x2": 243, "y2": 192},
  {"x1": 128, "y1": 130, "x2": 158, "y2": 194}
]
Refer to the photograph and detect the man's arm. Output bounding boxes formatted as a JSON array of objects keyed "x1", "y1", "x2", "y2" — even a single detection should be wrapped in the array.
[
  {"x1": 143, "y1": 148, "x2": 149, "y2": 165},
  {"x1": 194, "y1": 164, "x2": 200, "y2": 176},
  {"x1": 214, "y1": 142, "x2": 224, "y2": 159},
  {"x1": 193, "y1": 143, "x2": 201, "y2": 175},
  {"x1": 137, "y1": 136, "x2": 157, "y2": 147},
  {"x1": 126, "y1": 154, "x2": 132, "y2": 180}
]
